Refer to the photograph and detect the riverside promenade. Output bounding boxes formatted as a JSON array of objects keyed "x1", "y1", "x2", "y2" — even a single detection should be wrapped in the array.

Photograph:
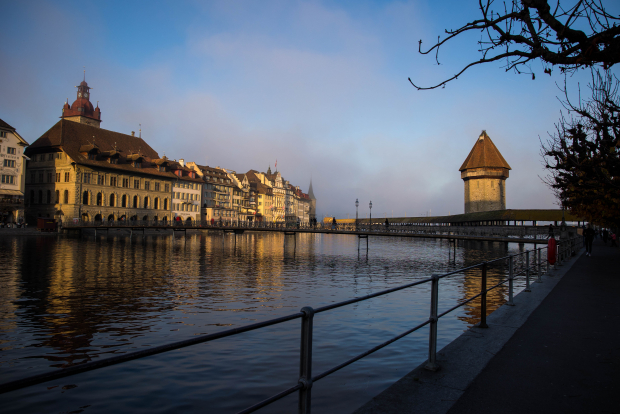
[{"x1": 354, "y1": 239, "x2": 619, "y2": 414}]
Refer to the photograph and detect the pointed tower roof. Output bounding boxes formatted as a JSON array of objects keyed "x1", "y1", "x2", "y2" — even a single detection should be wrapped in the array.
[
  {"x1": 459, "y1": 131, "x2": 511, "y2": 171},
  {"x1": 308, "y1": 178, "x2": 315, "y2": 199}
]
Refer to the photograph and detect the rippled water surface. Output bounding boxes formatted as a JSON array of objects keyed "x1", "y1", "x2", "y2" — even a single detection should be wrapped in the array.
[{"x1": 0, "y1": 231, "x2": 536, "y2": 413}]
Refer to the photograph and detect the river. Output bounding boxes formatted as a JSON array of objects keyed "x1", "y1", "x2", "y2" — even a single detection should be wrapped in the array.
[{"x1": 0, "y1": 231, "x2": 534, "y2": 413}]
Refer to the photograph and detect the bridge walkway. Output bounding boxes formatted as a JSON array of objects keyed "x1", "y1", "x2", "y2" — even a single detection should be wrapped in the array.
[{"x1": 62, "y1": 224, "x2": 553, "y2": 244}]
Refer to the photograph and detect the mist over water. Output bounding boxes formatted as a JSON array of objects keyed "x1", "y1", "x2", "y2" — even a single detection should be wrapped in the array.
[{"x1": 0, "y1": 232, "x2": 534, "y2": 413}]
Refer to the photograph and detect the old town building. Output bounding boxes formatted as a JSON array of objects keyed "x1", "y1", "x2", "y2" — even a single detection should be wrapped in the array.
[
  {"x1": 24, "y1": 79, "x2": 176, "y2": 223},
  {"x1": 187, "y1": 163, "x2": 238, "y2": 223},
  {"x1": 0, "y1": 119, "x2": 29, "y2": 224},
  {"x1": 170, "y1": 159, "x2": 203, "y2": 224}
]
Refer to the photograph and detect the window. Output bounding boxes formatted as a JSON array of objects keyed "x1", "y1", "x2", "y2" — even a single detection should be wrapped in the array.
[
  {"x1": 110, "y1": 177, "x2": 117, "y2": 187},
  {"x1": 96, "y1": 193, "x2": 102, "y2": 206},
  {"x1": 164, "y1": 183, "x2": 170, "y2": 192},
  {"x1": 3, "y1": 159, "x2": 15, "y2": 168},
  {"x1": 30, "y1": 173, "x2": 35, "y2": 183},
  {"x1": 7, "y1": 147, "x2": 16, "y2": 155},
  {"x1": 55, "y1": 190, "x2": 59, "y2": 204},
  {"x1": 134, "y1": 180, "x2": 140, "y2": 189},
  {"x1": 48, "y1": 154, "x2": 54, "y2": 161},
  {"x1": 83, "y1": 173, "x2": 91, "y2": 184},
  {"x1": 133, "y1": 195, "x2": 139, "y2": 208},
  {"x1": 30, "y1": 190, "x2": 34, "y2": 203},
  {"x1": 38, "y1": 190, "x2": 43, "y2": 204},
  {"x1": 0, "y1": 131, "x2": 6, "y2": 138},
  {"x1": 46, "y1": 190, "x2": 51, "y2": 204},
  {"x1": 83, "y1": 191, "x2": 89, "y2": 205},
  {"x1": 122, "y1": 178, "x2": 129, "y2": 188},
  {"x1": 97, "y1": 175, "x2": 105, "y2": 185},
  {"x1": 122, "y1": 195, "x2": 127, "y2": 208},
  {"x1": 163, "y1": 198, "x2": 168, "y2": 210},
  {"x1": 47, "y1": 172, "x2": 53, "y2": 182},
  {"x1": 64, "y1": 172, "x2": 70, "y2": 182},
  {"x1": 154, "y1": 182, "x2": 160, "y2": 191},
  {"x1": 110, "y1": 194, "x2": 115, "y2": 207},
  {"x1": 110, "y1": 158, "x2": 118, "y2": 164},
  {"x1": 56, "y1": 173, "x2": 61, "y2": 182},
  {"x1": 144, "y1": 196, "x2": 149, "y2": 208},
  {"x1": 144, "y1": 181, "x2": 150, "y2": 191},
  {"x1": 64, "y1": 190, "x2": 69, "y2": 204},
  {"x1": 154, "y1": 198, "x2": 159, "y2": 209},
  {"x1": 1, "y1": 175, "x2": 14, "y2": 184},
  {"x1": 134, "y1": 161, "x2": 141, "y2": 168},
  {"x1": 88, "y1": 153, "x2": 96, "y2": 160}
]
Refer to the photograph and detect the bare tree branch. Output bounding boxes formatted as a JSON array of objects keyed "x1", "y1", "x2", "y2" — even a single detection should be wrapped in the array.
[{"x1": 412, "y1": 0, "x2": 620, "y2": 90}]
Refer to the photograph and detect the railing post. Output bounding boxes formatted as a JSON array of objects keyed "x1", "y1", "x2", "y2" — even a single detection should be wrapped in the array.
[
  {"x1": 478, "y1": 263, "x2": 489, "y2": 328},
  {"x1": 536, "y1": 247, "x2": 543, "y2": 283},
  {"x1": 507, "y1": 256, "x2": 515, "y2": 306},
  {"x1": 299, "y1": 306, "x2": 314, "y2": 414},
  {"x1": 425, "y1": 275, "x2": 440, "y2": 371},
  {"x1": 524, "y1": 251, "x2": 531, "y2": 292}
]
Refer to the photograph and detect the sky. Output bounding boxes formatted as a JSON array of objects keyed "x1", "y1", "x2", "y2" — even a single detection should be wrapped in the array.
[{"x1": 1, "y1": 0, "x2": 618, "y2": 220}]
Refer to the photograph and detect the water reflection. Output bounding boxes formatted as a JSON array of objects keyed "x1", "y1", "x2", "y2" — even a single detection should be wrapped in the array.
[{"x1": 0, "y1": 232, "x2": 534, "y2": 413}]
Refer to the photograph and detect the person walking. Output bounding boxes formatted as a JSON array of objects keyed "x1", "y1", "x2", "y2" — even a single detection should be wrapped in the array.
[
  {"x1": 611, "y1": 232, "x2": 618, "y2": 248},
  {"x1": 584, "y1": 225, "x2": 595, "y2": 256}
]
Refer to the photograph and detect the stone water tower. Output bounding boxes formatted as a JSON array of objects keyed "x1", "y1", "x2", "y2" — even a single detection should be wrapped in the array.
[{"x1": 460, "y1": 131, "x2": 511, "y2": 213}]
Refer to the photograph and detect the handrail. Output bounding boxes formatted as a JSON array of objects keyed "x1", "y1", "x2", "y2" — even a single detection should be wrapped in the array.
[{"x1": 0, "y1": 235, "x2": 582, "y2": 414}]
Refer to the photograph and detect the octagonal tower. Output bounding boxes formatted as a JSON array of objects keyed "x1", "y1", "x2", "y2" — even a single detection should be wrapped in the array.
[{"x1": 460, "y1": 131, "x2": 511, "y2": 214}]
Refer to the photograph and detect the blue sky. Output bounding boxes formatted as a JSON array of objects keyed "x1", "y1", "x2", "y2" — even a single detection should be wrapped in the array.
[{"x1": 1, "y1": 0, "x2": 617, "y2": 219}]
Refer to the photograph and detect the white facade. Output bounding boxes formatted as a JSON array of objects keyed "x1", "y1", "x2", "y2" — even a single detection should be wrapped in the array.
[{"x1": 0, "y1": 120, "x2": 28, "y2": 223}]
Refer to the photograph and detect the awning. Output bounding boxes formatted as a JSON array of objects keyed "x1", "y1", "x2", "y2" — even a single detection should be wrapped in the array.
[{"x1": 0, "y1": 189, "x2": 24, "y2": 196}]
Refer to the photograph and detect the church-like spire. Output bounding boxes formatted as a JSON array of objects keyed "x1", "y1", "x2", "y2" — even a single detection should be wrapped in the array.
[
  {"x1": 308, "y1": 178, "x2": 315, "y2": 200},
  {"x1": 267, "y1": 165, "x2": 272, "y2": 175}
]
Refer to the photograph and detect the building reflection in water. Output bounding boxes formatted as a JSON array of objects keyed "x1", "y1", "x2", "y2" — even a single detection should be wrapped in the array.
[{"x1": 0, "y1": 232, "x2": 533, "y2": 386}]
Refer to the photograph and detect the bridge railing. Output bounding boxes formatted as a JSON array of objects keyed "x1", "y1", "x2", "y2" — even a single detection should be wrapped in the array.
[
  {"x1": 62, "y1": 219, "x2": 572, "y2": 238},
  {"x1": 0, "y1": 236, "x2": 583, "y2": 413}
]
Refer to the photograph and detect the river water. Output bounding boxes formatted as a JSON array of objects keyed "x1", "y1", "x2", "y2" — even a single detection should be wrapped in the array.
[{"x1": 0, "y1": 231, "x2": 535, "y2": 413}]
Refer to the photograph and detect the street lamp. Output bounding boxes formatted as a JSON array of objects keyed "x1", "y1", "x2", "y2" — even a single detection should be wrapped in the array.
[
  {"x1": 355, "y1": 198, "x2": 359, "y2": 231},
  {"x1": 369, "y1": 200, "x2": 372, "y2": 230}
]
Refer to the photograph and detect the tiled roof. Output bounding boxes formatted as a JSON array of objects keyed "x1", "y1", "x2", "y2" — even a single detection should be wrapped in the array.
[
  {"x1": 460, "y1": 131, "x2": 511, "y2": 171},
  {"x1": 0, "y1": 119, "x2": 16, "y2": 131},
  {"x1": 25, "y1": 120, "x2": 177, "y2": 179}
]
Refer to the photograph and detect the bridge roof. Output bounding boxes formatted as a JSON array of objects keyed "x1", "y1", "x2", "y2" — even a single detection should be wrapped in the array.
[{"x1": 334, "y1": 209, "x2": 583, "y2": 224}]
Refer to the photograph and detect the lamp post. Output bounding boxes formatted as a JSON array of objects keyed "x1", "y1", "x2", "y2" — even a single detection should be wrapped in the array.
[
  {"x1": 355, "y1": 198, "x2": 359, "y2": 231},
  {"x1": 369, "y1": 200, "x2": 372, "y2": 231}
]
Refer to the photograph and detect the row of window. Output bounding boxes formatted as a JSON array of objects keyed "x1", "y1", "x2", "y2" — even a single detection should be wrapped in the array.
[
  {"x1": 83, "y1": 192, "x2": 169, "y2": 210},
  {"x1": 30, "y1": 189, "x2": 68, "y2": 205},
  {"x1": 30, "y1": 171, "x2": 70, "y2": 183},
  {"x1": 1, "y1": 175, "x2": 15, "y2": 184},
  {"x1": 3, "y1": 159, "x2": 15, "y2": 168},
  {"x1": 174, "y1": 182, "x2": 199, "y2": 190},
  {"x1": 1, "y1": 146, "x2": 17, "y2": 154},
  {"x1": 82, "y1": 173, "x2": 170, "y2": 192},
  {"x1": 30, "y1": 153, "x2": 61, "y2": 162},
  {"x1": 173, "y1": 192, "x2": 199, "y2": 201},
  {"x1": 172, "y1": 203, "x2": 199, "y2": 212}
]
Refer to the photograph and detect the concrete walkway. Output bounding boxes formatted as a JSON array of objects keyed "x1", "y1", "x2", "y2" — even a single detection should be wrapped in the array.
[{"x1": 353, "y1": 240, "x2": 619, "y2": 414}]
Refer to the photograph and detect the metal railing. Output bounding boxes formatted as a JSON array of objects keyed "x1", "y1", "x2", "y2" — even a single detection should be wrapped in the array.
[{"x1": 0, "y1": 236, "x2": 583, "y2": 414}]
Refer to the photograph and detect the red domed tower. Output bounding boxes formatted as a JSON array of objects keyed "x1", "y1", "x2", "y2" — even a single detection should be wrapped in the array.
[{"x1": 61, "y1": 73, "x2": 102, "y2": 128}]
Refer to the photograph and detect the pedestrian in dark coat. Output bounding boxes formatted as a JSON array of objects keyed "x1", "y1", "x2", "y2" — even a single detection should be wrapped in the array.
[{"x1": 585, "y1": 225, "x2": 595, "y2": 256}]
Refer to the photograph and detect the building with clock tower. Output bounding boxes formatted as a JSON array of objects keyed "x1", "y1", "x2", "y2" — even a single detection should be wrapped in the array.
[{"x1": 61, "y1": 75, "x2": 101, "y2": 128}]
